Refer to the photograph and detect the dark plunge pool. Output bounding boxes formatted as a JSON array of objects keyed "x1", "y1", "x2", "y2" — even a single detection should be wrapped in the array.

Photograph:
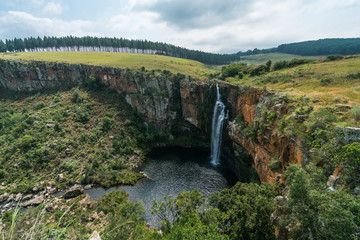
[{"x1": 85, "y1": 147, "x2": 238, "y2": 225}]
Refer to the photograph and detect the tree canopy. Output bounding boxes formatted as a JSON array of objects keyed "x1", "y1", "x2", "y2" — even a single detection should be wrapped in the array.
[{"x1": 0, "y1": 36, "x2": 240, "y2": 65}]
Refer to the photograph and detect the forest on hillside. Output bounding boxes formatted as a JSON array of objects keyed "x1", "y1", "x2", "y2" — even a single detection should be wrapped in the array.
[
  {"x1": 0, "y1": 36, "x2": 240, "y2": 65},
  {"x1": 277, "y1": 38, "x2": 360, "y2": 56},
  {"x1": 236, "y1": 38, "x2": 360, "y2": 57}
]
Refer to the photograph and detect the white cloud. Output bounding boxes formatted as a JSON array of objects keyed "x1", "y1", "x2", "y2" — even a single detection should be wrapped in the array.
[
  {"x1": 42, "y1": 1, "x2": 65, "y2": 15},
  {"x1": 0, "y1": 11, "x2": 93, "y2": 38},
  {"x1": 0, "y1": 0, "x2": 359, "y2": 53}
]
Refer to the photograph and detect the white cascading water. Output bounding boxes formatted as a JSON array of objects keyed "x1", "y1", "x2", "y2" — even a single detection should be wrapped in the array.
[{"x1": 210, "y1": 84, "x2": 227, "y2": 166}]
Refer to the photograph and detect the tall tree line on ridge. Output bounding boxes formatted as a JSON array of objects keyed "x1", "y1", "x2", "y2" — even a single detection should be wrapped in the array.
[{"x1": 0, "y1": 36, "x2": 240, "y2": 65}]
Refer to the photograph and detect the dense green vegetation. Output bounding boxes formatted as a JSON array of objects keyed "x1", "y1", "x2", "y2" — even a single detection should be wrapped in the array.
[
  {"x1": 1, "y1": 183, "x2": 279, "y2": 239},
  {"x1": 278, "y1": 38, "x2": 360, "y2": 56},
  {"x1": 231, "y1": 92, "x2": 360, "y2": 238},
  {"x1": 235, "y1": 38, "x2": 360, "y2": 58},
  {"x1": 0, "y1": 36, "x2": 239, "y2": 64},
  {"x1": 280, "y1": 164, "x2": 360, "y2": 240},
  {"x1": 220, "y1": 58, "x2": 315, "y2": 80},
  {"x1": 0, "y1": 83, "x2": 149, "y2": 193}
]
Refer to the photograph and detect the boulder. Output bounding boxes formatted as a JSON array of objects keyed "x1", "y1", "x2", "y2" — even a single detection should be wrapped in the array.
[
  {"x1": 20, "y1": 194, "x2": 45, "y2": 208},
  {"x1": 57, "y1": 173, "x2": 65, "y2": 182},
  {"x1": 60, "y1": 205, "x2": 69, "y2": 212},
  {"x1": 0, "y1": 193, "x2": 9, "y2": 203},
  {"x1": 32, "y1": 186, "x2": 40, "y2": 193},
  {"x1": 84, "y1": 184, "x2": 92, "y2": 190},
  {"x1": 15, "y1": 193, "x2": 22, "y2": 202},
  {"x1": 23, "y1": 194, "x2": 33, "y2": 201},
  {"x1": 7, "y1": 194, "x2": 15, "y2": 202},
  {"x1": 46, "y1": 186, "x2": 57, "y2": 194},
  {"x1": 79, "y1": 194, "x2": 91, "y2": 206},
  {"x1": 87, "y1": 201, "x2": 98, "y2": 209},
  {"x1": 63, "y1": 185, "x2": 84, "y2": 199}
]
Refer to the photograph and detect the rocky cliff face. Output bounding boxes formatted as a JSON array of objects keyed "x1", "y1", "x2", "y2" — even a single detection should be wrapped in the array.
[{"x1": 0, "y1": 59, "x2": 303, "y2": 182}]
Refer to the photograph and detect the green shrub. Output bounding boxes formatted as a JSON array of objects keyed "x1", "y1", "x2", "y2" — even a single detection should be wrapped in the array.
[
  {"x1": 249, "y1": 64, "x2": 269, "y2": 76},
  {"x1": 74, "y1": 108, "x2": 90, "y2": 123},
  {"x1": 235, "y1": 114, "x2": 246, "y2": 129},
  {"x1": 350, "y1": 105, "x2": 360, "y2": 121},
  {"x1": 320, "y1": 77, "x2": 332, "y2": 86},
  {"x1": 59, "y1": 158, "x2": 81, "y2": 172},
  {"x1": 308, "y1": 108, "x2": 337, "y2": 131},
  {"x1": 324, "y1": 54, "x2": 344, "y2": 62},
  {"x1": 53, "y1": 109, "x2": 68, "y2": 122},
  {"x1": 113, "y1": 137, "x2": 134, "y2": 155},
  {"x1": 18, "y1": 135, "x2": 35, "y2": 152},
  {"x1": 33, "y1": 102, "x2": 45, "y2": 110},
  {"x1": 0, "y1": 169, "x2": 6, "y2": 179},
  {"x1": 53, "y1": 96, "x2": 61, "y2": 103},
  {"x1": 101, "y1": 117, "x2": 114, "y2": 132},
  {"x1": 212, "y1": 182, "x2": 278, "y2": 240},
  {"x1": 54, "y1": 122, "x2": 62, "y2": 132},
  {"x1": 333, "y1": 97, "x2": 341, "y2": 103},
  {"x1": 221, "y1": 63, "x2": 249, "y2": 78},
  {"x1": 243, "y1": 126, "x2": 257, "y2": 141},
  {"x1": 82, "y1": 75, "x2": 104, "y2": 90},
  {"x1": 273, "y1": 58, "x2": 312, "y2": 71},
  {"x1": 346, "y1": 72, "x2": 360, "y2": 80},
  {"x1": 268, "y1": 156, "x2": 281, "y2": 172},
  {"x1": 72, "y1": 89, "x2": 82, "y2": 103}
]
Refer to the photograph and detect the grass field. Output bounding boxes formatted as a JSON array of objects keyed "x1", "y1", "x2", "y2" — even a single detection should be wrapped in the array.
[
  {"x1": 229, "y1": 55, "x2": 360, "y2": 108},
  {"x1": 0, "y1": 52, "x2": 216, "y2": 78},
  {"x1": 2, "y1": 51, "x2": 360, "y2": 108},
  {"x1": 239, "y1": 52, "x2": 323, "y2": 65}
]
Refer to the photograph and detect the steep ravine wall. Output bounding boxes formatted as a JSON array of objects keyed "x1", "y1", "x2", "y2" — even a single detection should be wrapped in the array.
[{"x1": 0, "y1": 59, "x2": 303, "y2": 183}]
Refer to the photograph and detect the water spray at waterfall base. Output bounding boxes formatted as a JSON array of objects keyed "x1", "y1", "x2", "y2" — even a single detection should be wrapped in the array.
[{"x1": 210, "y1": 84, "x2": 228, "y2": 166}]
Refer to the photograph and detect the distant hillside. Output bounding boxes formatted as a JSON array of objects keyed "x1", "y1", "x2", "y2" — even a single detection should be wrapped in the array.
[
  {"x1": 277, "y1": 38, "x2": 360, "y2": 56},
  {"x1": 236, "y1": 38, "x2": 360, "y2": 57},
  {"x1": 0, "y1": 36, "x2": 240, "y2": 65}
]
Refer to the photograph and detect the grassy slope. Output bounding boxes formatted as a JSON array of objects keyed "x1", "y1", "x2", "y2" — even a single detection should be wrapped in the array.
[
  {"x1": 238, "y1": 52, "x2": 322, "y2": 65},
  {"x1": 0, "y1": 52, "x2": 215, "y2": 79},
  {"x1": 230, "y1": 56, "x2": 360, "y2": 102},
  {"x1": 0, "y1": 87, "x2": 147, "y2": 194},
  {"x1": 228, "y1": 55, "x2": 360, "y2": 127}
]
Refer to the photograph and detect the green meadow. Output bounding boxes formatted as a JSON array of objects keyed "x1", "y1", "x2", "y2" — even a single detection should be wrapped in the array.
[
  {"x1": 0, "y1": 51, "x2": 216, "y2": 78},
  {"x1": 238, "y1": 52, "x2": 322, "y2": 65}
]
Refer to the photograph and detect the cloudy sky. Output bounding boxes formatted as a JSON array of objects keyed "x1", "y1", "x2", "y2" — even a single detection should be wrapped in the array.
[{"x1": 0, "y1": 0, "x2": 359, "y2": 53}]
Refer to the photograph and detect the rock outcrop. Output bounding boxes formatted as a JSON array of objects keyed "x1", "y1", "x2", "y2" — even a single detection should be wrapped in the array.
[
  {"x1": 0, "y1": 59, "x2": 304, "y2": 182},
  {"x1": 63, "y1": 185, "x2": 84, "y2": 199},
  {"x1": 20, "y1": 194, "x2": 45, "y2": 207}
]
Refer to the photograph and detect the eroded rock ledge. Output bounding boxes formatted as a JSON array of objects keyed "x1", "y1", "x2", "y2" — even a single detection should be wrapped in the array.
[{"x1": 0, "y1": 59, "x2": 303, "y2": 183}]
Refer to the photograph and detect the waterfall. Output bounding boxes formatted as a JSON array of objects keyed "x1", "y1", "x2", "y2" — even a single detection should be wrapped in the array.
[{"x1": 210, "y1": 84, "x2": 227, "y2": 166}]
